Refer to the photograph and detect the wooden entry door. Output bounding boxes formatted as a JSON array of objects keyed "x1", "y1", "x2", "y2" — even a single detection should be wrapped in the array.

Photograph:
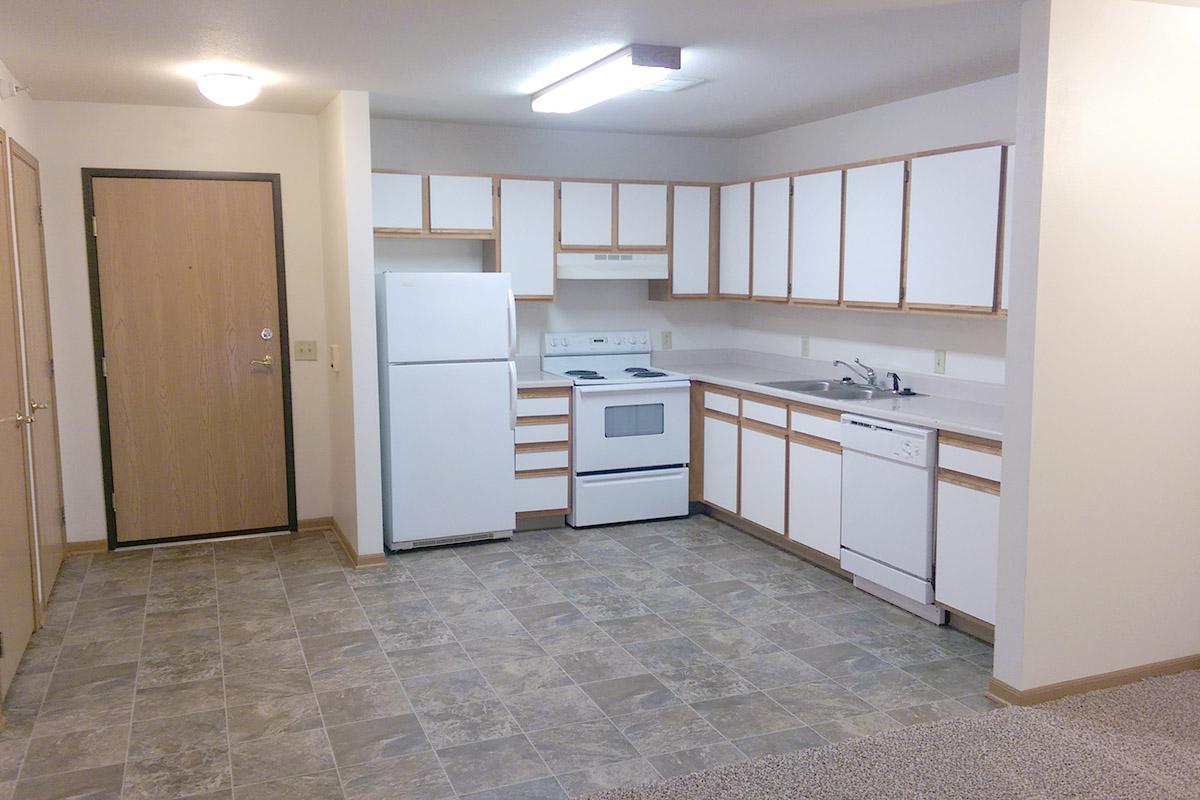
[
  {"x1": 10, "y1": 140, "x2": 64, "y2": 602},
  {"x1": 0, "y1": 129, "x2": 36, "y2": 699},
  {"x1": 86, "y1": 171, "x2": 295, "y2": 546}
]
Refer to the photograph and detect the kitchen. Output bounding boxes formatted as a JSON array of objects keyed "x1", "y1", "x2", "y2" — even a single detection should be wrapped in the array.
[{"x1": 1, "y1": 2, "x2": 1199, "y2": 799}]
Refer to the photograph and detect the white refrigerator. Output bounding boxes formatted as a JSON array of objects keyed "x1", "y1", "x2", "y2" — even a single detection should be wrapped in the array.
[{"x1": 379, "y1": 272, "x2": 517, "y2": 550}]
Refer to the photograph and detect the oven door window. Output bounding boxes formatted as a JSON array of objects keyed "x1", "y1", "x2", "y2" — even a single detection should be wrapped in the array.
[{"x1": 604, "y1": 403, "x2": 665, "y2": 438}]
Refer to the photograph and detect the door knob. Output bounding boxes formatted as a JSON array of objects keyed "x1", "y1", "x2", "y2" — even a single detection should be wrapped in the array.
[
  {"x1": 2, "y1": 413, "x2": 32, "y2": 425},
  {"x1": 31, "y1": 401, "x2": 49, "y2": 411},
  {"x1": 250, "y1": 355, "x2": 274, "y2": 368}
]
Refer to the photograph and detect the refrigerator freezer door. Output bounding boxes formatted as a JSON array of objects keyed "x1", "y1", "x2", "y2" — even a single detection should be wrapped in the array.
[
  {"x1": 384, "y1": 272, "x2": 514, "y2": 364},
  {"x1": 385, "y1": 361, "x2": 515, "y2": 547}
]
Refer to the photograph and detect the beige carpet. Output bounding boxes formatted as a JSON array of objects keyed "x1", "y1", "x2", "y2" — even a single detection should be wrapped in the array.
[{"x1": 585, "y1": 670, "x2": 1200, "y2": 800}]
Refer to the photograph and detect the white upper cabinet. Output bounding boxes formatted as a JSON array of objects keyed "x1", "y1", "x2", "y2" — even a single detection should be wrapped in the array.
[
  {"x1": 719, "y1": 182, "x2": 751, "y2": 296},
  {"x1": 1001, "y1": 147, "x2": 1014, "y2": 311},
  {"x1": 843, "y1": 161, "x2": 905, "y2": 306},
  {"x1": 751, "y1": 178, "x2": 790, "y2": 300},
  {"x1": 617, "y1": 183, "x2": 667, "y2": 247},
  {"x1": 791, "y1": 170, "x2": 843, "y2": 303},
  {"x1": 428, "y1": 175, "x2": 495, "y2": 232},
  {"x1": 671, "y1": 185, "x2": 713, "y2": 296},
  {"x1": 906, "y1": 147, "x2": 1003, "y2": 309},
  {"x1": 559, "y1": 181, "x2": 613, "y2": 247},
  {"x1": 372, "y1": 172, "x2": 423, "y2": 231},
  {"x1": 500, "y1": 179, "x2": 556, "y2": 299}
]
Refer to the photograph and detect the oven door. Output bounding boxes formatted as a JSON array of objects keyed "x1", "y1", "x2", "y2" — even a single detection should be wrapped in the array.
[{"x1": 573, "y1": 381, "x2": 691, "y2": 473}]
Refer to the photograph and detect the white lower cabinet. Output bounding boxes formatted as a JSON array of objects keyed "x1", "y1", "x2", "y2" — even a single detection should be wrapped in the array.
[
  {"x1": 934, "y1": 479, "x2": 999, "y2": 624},
  {"x1": 787, "y1": 439, "x2": 842, "y2": 558},
  {"x1": 516, "y1": 473, "x2": 568, "y2": 513},
  {"x1": 702, "y1": 414, "x2": 739, "y2": 513},
  {"x1": 739, "y1": 426, "x2": 786, "y2": 534}
]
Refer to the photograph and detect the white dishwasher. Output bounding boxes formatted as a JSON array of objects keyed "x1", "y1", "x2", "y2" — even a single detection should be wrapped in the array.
[{"x1": 839, "y1": 414, "x2": 944, "y2": 623}]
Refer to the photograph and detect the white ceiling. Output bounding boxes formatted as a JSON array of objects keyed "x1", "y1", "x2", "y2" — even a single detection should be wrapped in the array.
[{"x1": 0, "y1": 0, "x2": 1021, "y2": 137}]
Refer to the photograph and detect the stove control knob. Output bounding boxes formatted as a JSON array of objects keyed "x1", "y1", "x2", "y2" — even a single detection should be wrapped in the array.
[{"x1": 614, "y1": 335, "x2": 624, "y2": 345}]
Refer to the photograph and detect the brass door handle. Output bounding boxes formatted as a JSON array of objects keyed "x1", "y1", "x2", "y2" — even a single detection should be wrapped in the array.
[
  {"x1": 250, "y1": 355, "x2": 274, "y2": 368},
  {"x1": 31, "y1": 401, "x2": 49, "y2": 411},
  {"x1": 2, "y1": 413, "x2": 32, "y2": 425}
]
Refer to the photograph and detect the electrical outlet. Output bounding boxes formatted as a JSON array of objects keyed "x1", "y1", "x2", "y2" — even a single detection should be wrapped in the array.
[
  {"x1": 801, "y1": 335, "x2": 810, "y2": 358},
  {"x1": 294, "y1": 340, "x2": 318, "y2": 361},
  {"x1": 934, "y1": 350, "x2": 947, "y2": 375},
  {"x1": 661, "y1": 330, "x2": 673, "y2": 350}
]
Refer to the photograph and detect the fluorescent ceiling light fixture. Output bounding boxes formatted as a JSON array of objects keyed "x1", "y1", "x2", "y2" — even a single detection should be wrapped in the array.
[
  {"x1": 197, "y1": 72, "x2": 261, "y2": 106},
  {"x1": 531, "y1": 44, "x2": 681, "y2": 114},
  {"x1": 640, "y1": 75, "x2": 705, "y2": 93}
]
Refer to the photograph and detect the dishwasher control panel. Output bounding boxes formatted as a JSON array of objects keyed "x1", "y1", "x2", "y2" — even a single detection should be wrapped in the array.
[{"x1": 840, "y1": 414, "x2": 935, "y2": 468}]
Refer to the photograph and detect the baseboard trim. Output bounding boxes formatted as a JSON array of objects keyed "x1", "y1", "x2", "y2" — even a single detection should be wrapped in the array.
[
  {"x1": 936, "y1": 602, "x2": 996, "y2": 645},
  {"x1": 704, "y1": 505, "x2": 851, "y2": 580},
  {"x1": 65, "y1": 539, "x2": 107, "y2": 555},
  {"x1": 987, "y1": 652, "x2": 1200, "y2": 706},
  {"x1": 303, "y1": 516, "x2": 387, "y2": 570}
]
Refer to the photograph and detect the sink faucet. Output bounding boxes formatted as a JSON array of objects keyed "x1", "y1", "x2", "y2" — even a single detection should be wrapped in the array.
[{"x1": 833, "y1": 358, "x2": 881, "y2": 388}]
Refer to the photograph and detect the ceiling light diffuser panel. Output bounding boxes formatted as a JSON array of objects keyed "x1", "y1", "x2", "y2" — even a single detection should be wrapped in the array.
[{"x1": 531, "y1": 44, "x2": 681, "y2": 114}]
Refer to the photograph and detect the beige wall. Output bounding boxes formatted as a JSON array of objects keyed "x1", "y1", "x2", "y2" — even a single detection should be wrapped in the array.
[
  {"x1": 319, "y1": 91, "x2": 382, "y2": 558},
  {"x1": 996, "y1": 0, "x2": 1200, "y2": 689},
  {"x1": 0, "y1": 59, "x2": 36, "y2": 146},
  {"x1": 34, "y1": 100, "x2": 333, "y2": 542}
]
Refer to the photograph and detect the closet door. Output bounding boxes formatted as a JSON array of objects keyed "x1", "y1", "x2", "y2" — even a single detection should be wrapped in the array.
[
  {"x1": 10, "y1": 140, "x2": 64, "y2": 599},
  {"x1": 0, "y1": 131, "x2": 36, "y2": 698}
]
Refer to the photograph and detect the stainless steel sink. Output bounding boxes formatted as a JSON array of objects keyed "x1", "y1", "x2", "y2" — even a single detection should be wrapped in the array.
[{"x1": 757, "y1": 379, "x2": 897, "y2": 400}]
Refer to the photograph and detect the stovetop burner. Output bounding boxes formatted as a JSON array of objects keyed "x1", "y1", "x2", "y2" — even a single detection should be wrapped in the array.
[
  {"x1": 565, "y1": 369, "x2": 599, "y2": 376},
  {"x1": 575, "y1": 374, "x2": 605, "y2": 380},
  {"x1": 631, "y1": 371, "x2": 666, "y2": 378},
  {"x1": 624, "y1": 367, "x2": 647, "y2": 373}
]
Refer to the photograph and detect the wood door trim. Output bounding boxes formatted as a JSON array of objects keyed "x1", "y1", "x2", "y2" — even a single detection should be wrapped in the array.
[
  {"x1": 788, "y1": 430, "x2": 842, "y2": 454},
  {"x1": 81, "y1": 168, "x2": 297, "y2": 549}
]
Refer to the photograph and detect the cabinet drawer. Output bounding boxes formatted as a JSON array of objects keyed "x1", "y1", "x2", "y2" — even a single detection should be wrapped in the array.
[
  {"x1": 790, "y1": 406, "x2": 842, "y2": 443},
  {"x1": 516, "y1": 472, "x2": 568, "y2": 513},
  {"x1": 515, "y1": 422, "x2": 568, "y2": 444},
  {"x1": 516, "y1": 396, "x2": 570, "y2": 417},
  {"x1": 515, "y1": 447, "x2": 568, "y2": 472},
  {"x1": 938, "y1": 439, "x2": 1002, "y2": 483},
  {"x1": 742, "y1": 398, "x2": 787, "y2": 429},
  {"x1": 703, "y1": 390, "x2": 739, "y2": 417}
]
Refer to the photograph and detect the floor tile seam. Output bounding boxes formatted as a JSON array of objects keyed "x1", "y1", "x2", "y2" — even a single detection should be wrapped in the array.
[
  {"x1": 347, "y1": 545, "x2": 461, "y2": 799},
  {"x1": 274, "y1": 541, "x2": 349, "y2": 799},
  {"x1": 212, "y1": 544, "x2": 239, "y2": 800}
]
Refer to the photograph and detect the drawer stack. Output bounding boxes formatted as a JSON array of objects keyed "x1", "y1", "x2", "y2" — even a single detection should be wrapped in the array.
[{"x1": 514, "y1": 387, "x2": 571, "y2": 516}]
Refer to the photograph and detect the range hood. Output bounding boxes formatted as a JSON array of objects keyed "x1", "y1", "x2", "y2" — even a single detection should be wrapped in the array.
[{"x1": 557, "y1": 252, "x2": 668, "y2": 280}]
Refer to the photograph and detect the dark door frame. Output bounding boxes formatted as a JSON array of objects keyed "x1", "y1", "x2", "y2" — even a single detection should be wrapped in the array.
[{"x1": 81, "y1": 168, "x2": 298, "y2": 549}]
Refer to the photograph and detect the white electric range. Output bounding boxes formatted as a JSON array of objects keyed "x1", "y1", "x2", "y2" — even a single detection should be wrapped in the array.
[{"x1": 542, "y1": 331, "x2": 691, "y2": 527}]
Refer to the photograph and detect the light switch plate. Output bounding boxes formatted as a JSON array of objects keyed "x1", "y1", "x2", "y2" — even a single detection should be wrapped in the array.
[
  {"x1": 294, "y1": 340, "x2": 318, "y2": 361},
  {"x1": 661, "y1": 330, "x2": 673, "y2": 350},
  {"x1": 934, "y1": 350, "x2": 947, "y2": 375}
]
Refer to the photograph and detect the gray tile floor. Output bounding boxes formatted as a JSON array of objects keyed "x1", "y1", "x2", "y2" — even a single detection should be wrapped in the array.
[{"x1": 0, "y1": 515, "x2": 997, "y2": 800}]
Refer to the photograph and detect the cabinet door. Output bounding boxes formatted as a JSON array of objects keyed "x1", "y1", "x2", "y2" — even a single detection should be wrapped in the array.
[
  {"x1": 671, "y1": 185, "x2": 712, "y2": 296},
  {"x1": 791, "y1": 170, "x2": 842, "y2": 303},
  {"x1": 702, "y1": 414, "x2": 739, "y2": 513},
  {"x1": 500, "y1": 179, "x2": 555, "y2": 298},
  {"x1": 751, "y1": 178, "x2": 790, "y2": 300},
  {"x1": 906, "y1": 147, "x2": 1002, "y2": 309},
  {"x1": 935, "y1": 479, "x2": 1000, "y2": 624},
  {"x1": 740, "y1": 426, "x2": 786, "y2": 534},
  {"x1": 429, "y1": 175, "x2": 495, "y2": 232},
  {"x1": 787, "y1": 439, "x2": 841, "y2": 558},
  {"x1": 843, "y1": 161, "x2": 904, "y2": 306},
  {"x1": 719, "y1": 182, "x2": 751, "y2": 296},
  {"x1": 560, "y1": 181, "x2": 613, "y2": 247},
  {"x1": 372, "y1": 172, "x2": 423, "y2": 231},
  {"x1": 618, "y1": 183, "x2": 667, "y2": 247},
  {"x1": 1001, "y1": 147, "x2": 1014, "y2": 312}
]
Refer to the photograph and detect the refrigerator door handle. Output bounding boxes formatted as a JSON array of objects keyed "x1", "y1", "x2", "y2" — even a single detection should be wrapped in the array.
[
  {"x1": 507, "y1": 289, "x2": 517, "y2": 357},
  {"x1": 508, "y1": 361, "x2": 518, "y2": 430}
]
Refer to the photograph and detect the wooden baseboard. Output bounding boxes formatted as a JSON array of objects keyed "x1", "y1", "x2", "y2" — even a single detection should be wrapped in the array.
[
  {"x1": 704, "y1": 505, "x2": 851, "y2": 580},
  {"x1": 309, "y1": 516, "x2": 387, "y2": 569},
  {"x1": 987, "y1": 652, "x2": 1200, "y2": 706},
  {"x1": 937, "y1": 603, "x2": 996, "y2": 645},
  {"x1": 65, "y1": 539, "x2": 107, "y2": 555}
]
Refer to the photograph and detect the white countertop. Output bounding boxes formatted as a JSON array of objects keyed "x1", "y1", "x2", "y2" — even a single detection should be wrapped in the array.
[
  {"x1": 679, "y1": 362, "x2": 1004, "y2": 441},
  {"x1": 515, "y1": 361, "x2": 573, "y2": 389}
]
